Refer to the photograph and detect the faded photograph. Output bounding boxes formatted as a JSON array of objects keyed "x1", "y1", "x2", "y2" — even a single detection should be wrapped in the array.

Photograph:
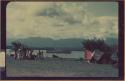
[
  {"x1": 6, "y1": 2, "x2": 118, "y2": 77},
  {"x1": 0, "y1": 51, "x2": 5, "y2": 67},
  {"x1": 0, "y1": 51, "x2": 5, "y2": 79}
]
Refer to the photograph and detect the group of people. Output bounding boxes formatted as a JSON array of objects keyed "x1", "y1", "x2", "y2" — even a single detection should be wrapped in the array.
[{"x1": 11, "y1": 49, "x2": 44, "y2": 60}]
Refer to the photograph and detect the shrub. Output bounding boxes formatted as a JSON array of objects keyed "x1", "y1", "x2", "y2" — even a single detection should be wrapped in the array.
[
  {"x1": 79, "y1": 58, "x2": 83, "y2": 61},
  {"x1": 52, "y1": 55, "x2": 59, "y2": 58},
  {"x1": 82, "y1": 38, "x2": 114, "y2": 64}
]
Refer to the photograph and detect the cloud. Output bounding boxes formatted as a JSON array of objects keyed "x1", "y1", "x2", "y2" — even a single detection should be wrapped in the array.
[
  {"x1": 7, "y1": 2, "x2": 118, "y2": 40},
  {"x1": 35, "y1": 4, "x2": 84, "y2": 25},
  {"x1": 36, "y1": 6, "x2": 65, "y2": 17}
]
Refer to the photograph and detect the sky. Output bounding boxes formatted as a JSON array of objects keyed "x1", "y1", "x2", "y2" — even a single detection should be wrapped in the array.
[{"x1": 7, "y1": 2, "x2": 118, "y2": 40}]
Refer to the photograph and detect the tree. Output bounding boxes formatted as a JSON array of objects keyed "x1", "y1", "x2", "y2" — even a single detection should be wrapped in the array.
[
  {"x1": 11, "y1": 41, "x2": 30, "y2": 60},
  {"x1": 82, "y1": 38, "x2": 114, "y2": 64},
  {"x1": 11, "y1": 41, "x2": 22, "y2": 59}
]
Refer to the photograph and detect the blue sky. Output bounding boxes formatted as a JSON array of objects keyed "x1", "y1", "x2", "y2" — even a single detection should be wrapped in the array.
[{"x1": 7, "y1": 2, "x2": 118, "y2": 40}]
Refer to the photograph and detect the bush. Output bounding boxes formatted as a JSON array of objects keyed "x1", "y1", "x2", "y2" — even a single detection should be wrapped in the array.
[
  {"x1": 79, "y1": 58, "x2": 83, "y2": 61},
  {"x1": 52, "y1": 55, "x2": 59, "y2": 58},
  {"x1": 82, "y1": 38, "x2": 114, "y2": 64}
]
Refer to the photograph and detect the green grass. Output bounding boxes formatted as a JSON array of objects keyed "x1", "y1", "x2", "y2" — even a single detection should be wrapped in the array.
[{"x1": 6, "y1": 56, "x2": 118, "y2": 77}]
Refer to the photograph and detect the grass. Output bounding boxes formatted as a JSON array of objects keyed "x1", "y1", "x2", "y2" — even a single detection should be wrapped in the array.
[{"x1": 6, "y1": 56, "x2": 118, "y2": 77}]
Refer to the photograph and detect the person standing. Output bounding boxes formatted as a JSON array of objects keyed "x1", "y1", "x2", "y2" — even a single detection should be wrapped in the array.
[
  {"x1": 84, "y1": 49, "x2": 95, "y2": 63},
  {"x1": 38, "y1": 50, "x2": 44, "y2": 60}
]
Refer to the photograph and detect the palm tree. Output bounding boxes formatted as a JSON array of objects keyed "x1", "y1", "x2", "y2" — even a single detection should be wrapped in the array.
[
  {"x1": 11, "y1": 41, "x2": 22, "y2": 59},
  {"x1": 21, "y1": 45, "x2": 28, "y2": 59}
]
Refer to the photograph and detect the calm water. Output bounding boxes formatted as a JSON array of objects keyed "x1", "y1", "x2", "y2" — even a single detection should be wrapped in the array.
[{"x1": 45, "y1": 51, "x2": 84, "y2": 58}]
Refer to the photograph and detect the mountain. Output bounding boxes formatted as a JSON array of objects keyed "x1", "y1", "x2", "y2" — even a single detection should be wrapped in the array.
[
  {"x1": 7, "y1": 37, "x2": 118, "y2": 50},
  {"x1": 7, "y1": 37, "x2": 84, "y2": 49}
]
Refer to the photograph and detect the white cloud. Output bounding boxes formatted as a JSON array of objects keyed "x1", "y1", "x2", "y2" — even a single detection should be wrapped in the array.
[{"x1": 7, "y1": 2, "x2": 118, "y2": 40}]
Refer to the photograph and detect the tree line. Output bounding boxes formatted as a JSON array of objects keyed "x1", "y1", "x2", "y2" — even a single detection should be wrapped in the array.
[{"x1": 11, "y1": 38, "x2": 118, "y2": 65}]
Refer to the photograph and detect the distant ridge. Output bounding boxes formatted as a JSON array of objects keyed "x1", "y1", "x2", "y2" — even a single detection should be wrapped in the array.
[{"x1": 7, "y1": 37, "x2": 118, "y2": 49}]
